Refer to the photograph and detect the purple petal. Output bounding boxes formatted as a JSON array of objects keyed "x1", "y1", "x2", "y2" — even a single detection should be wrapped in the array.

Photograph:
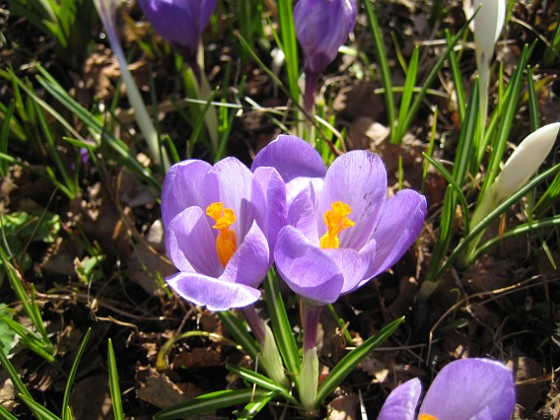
[
  {"x1": 368, "y1": 189, "x2": 427, "y2": 278},
  {"x1": 274, "y1": 226, "x2": 344, "y2": 304},
  {"x1": 165, "y1": 207, "x2": 222, "y2": 277},
  {"x1": 167, "y1": 272, "x2": 261, "y2": 311},
  {"x1": 287, "y1": 188, "x2": 320, "y2": 244},
  {"x1": 221, "y1": 221, "x2": 270, "y2": 289},
  {"x1": 161, "y1": 160, "x2": 212, "y2": 228},
  {"x1": 327, "y1": 240, "x2": 376, "y2": 295},
  {"x1": 319, "y1": 151, "x2": 388, "y2": 250},
  {"x1": 378, "y1": 378, "x2": 422, "y2": 420},
  {"x1": 202, "y1": 157, "x2": 267, "y2": 241},
  {"x1": 252, "y1": 167, "x2": 287, "y2": 256},
  {"x1": 251, "y1": 135, "x2": 326, "y2": 183},
  {"x1": 419, "y1": 358, "x2": 516, "y2": 420}
]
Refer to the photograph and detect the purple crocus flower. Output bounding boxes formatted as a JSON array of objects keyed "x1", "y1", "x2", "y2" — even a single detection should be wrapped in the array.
[
  {"x1": 294, "y1": 0, "x2": 357, "y2": 110},
  {"x1": 252, "y1": 135, "x2": 427, "y2": 305},
  {"x1": 138, "y1": 0, "x2": 217, "y2": 79},
  {"x1": 161, "y1": 157, "x2": 286, "y2": 311},
  {"x1": 378, "y1": 358, "x2": 516, "y2": 420}
]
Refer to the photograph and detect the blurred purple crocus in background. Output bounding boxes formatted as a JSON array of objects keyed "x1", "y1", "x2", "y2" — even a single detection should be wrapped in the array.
[
  {"x1": 378, "y1": 358, "x2": 516, "y2": 420},
  {"x1": 161, "y1": 157, "x2": 286, "y2": 311},
  {"x1": 138, "y1": 0, "x2": 217, "y2": 81},
  {"x1": 294, "y1": 0, "x2": 357, "y2": 111}
]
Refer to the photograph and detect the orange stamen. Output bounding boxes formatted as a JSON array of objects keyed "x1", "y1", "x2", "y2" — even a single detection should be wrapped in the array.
[
  {"x1": 418, "y1": 414, "x2": 439, "y2": 420},
  {"x1": 206, "y1": 202, "x2": 237, "y2": 267},
  {"x1": 319, "y1": 201, "x2": 355, "y2": 249}
]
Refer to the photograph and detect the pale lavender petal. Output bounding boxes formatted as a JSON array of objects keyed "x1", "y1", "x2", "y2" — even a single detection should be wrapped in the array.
[
  {"x1": 167, "y1": 272, "x2": 261, "y2": 311},
  {"x1": 285, "y1": 176, "x2": 324, "y2": 205},
  {"x1": 251, "y1": 135, "x2": 326, "y2": 182},
  {"x1": 274, "y1": 226, "x2": 344, "y2": 304},
  {"x1": 319, "y1": 151, "x2": 388, "y2": 250},
  {"x1": 419, "y1": 358, "x2": 516, "y2": 420},
  {"x1": 287, "y1": 188, "x2": 320, "y2": 244},
  {"x1": 252, "y1": 167, "x2": 287, "y2": 255},
  {"x1": 368, "y1": 189, "x2": 427, "y2": 278},
  {"x1": 327, "y1": 240, "x2": 376, "y2": 295},
  {"x1": 202, "y1": 157, "x2": 266, "y2": 240},
  {"x1": 378, "y1": 378, "x2": 422, "y2": 420},
  {"x1": 166, "y1": 207, "x2": 222, "y2": 277},
  {"x1": 161, "y1": 160, "x2": 212, "y2": 227},
  {"x1": 221, "y1": 221, "x2": 270, "y2": 289}
]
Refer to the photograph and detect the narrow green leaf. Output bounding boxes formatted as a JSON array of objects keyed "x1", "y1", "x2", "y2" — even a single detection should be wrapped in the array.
[
  {"x1": 0, "y1": 404, "x2": 19, "y2": 420},
  {"x1": 234, "y1": 392, "x2": 274, "y2": 420},
  {"x1": 154, "y1": 389, "x2": 273, "y2": 420},
  {"x1": 277, "y1": 0, "x2": 300, "y2": 102},
  {"x1": 364, "y1": 0, "x2": 396, "y2": 143},
  {"x1": 107, "y1": 339, "x2": 125, "y2": 420},
  {"x1": 19, "y1": 394, "x2": 61, "y2": 420},
  {"x1": 227, "y1": 365, "x2": 298, "y2": 406},
  {"x1": 61, "y1": 328, "x2": 91, "y2": 420},
  {"x1": 395, "y1": 46, "x2": 419, "y2": 142},
  {"x1": 218, "y1": 311, "x2": 259, "y2": 361},
  {"x1": 314, "y1": 317, "x2": 404, "y2": 406},
  {"x1": 526, "y1": 66, "x2": 539, "y2": 133},
  {"x1": 263, "y1": 270, "x2": 299, "y2": 378},
  {"x1": 0, "y1": 341, "x2": 32, "y2": 400}
]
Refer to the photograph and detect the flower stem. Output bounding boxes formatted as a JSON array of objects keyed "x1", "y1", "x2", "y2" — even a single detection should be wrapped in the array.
[{"x1": 299, "y1": 300, "x2": 323, "y2": 413}]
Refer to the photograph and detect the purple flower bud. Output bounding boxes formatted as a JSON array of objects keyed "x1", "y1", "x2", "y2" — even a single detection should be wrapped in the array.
[
  {"x1": 294, "y1": 0, "x2": 357, "y2": 110},
  {"x1": 378, "y1": 358, "x2": 516, "y2": 420},
  {"x1": 138, "y1": 0, "x2": 217, "y2": 70}
]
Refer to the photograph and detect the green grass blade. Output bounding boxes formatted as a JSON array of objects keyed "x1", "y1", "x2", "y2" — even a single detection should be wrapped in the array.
[
  {"x1": 61, "y1": 328, "x2": 91, "y2": 420},
  {"x1": 314, "y1": 317, "x2": 404, "y2": 406},
  {"x1": 395, "y1": 46, "x2": 419, "y2": 142},
  {"x1": 263, "y1": 270, "x2": 299, "y2": 377},
  {"x1": 526, "y1": 66, "x2": 539, "y2": 132},
  {"x1": 364, "y1": 0, "x2": 396, "y2": 143},
  {"x1": 107, "y1": 339, "x2": 124, "y2": 420},
  {"x1": 226, "y1": 365, "x2": 298, "y2": 406},
  {"x1": 154, "y1": 389, "x2": 273, "y2": 420},
  {"x1": 277, "y1": 0, "x2": 300, "y2": 102},
  {"x1": 401, "y1": 26, "x2": 470, "y2": 136},
  {"x1": 0, "y1": 404, "x2": 19, "y2": 420},
  {"x1": 19, "y1": 394, "x2": 61, "y2": 420},
  {"x1": 478, "y1": 43, "x2": 534, "y2": 177},
  {"x1": 447, "y1": 32, "x2": 466, "y2": 123},
  {"x1": 474, "y1": 215, "x2": 560, "y2": 259},
  {"x1": 234, "y1": 391, "x2": 274, "y2": 420},
  {"x1": 0, "y1": 316, "x2": 55, "y2": 362},
  {"x1": 0, "y1": 341, "x2": 33, "y2": 400},
  {"x1": 218, "y1": 311, "x2": 259, "y2": 361}
]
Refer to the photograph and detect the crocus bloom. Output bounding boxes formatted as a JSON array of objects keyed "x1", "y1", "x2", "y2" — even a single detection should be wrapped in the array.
[
  {"x1": 294, "y1": 0, "x2": 357, "y2": 110},
  {"x1": 161, "y1": 157, "x2": 286, "y2": 311},
  {"x1": 378, "y1": 358, "x2": 516, "y2": 420},
  {"x1": 138, "y1": 0, "x2": 217, "y2": 79},
  {"x1": 252, "y1": 135, "x2": 427, "y2": 305}
]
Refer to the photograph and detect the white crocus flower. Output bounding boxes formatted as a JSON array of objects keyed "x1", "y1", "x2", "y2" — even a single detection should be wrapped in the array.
[{"x1": 464, "y1": 123, "x2": 560, "y2": 266}]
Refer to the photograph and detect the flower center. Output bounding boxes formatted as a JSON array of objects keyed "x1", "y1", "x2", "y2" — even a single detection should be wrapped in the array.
[
  {"x1": 206, "y1": 202, "x2": 237, "y2": 267},
  {"x1": 418, "y1": 415, "x2": 438, "y2": 420},
  {"x1": 319, "y1": 201, "x2": 355, "y2": 249}
]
